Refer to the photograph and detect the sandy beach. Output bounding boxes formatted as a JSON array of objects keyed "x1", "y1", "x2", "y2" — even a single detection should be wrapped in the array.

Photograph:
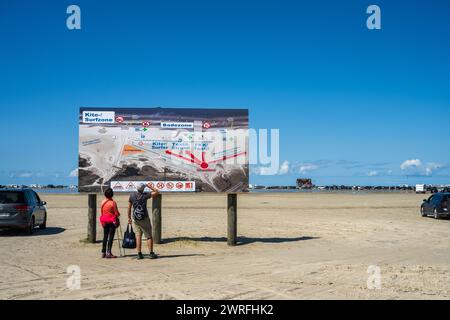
[{"x1": 1, "y1": 192, "x2": 450, "y2": 300}]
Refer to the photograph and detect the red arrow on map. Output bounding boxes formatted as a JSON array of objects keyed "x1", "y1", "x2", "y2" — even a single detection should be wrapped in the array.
[{"x1": 165, "y1": 150, "x2": 246, "y2": 170}]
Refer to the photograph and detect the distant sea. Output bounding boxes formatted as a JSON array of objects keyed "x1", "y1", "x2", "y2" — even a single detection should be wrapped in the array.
[
  {"x1": 251, "y1": 189, "x2": 413, "y2": 194},
  {"x1": 33, "y1": 188, "x2": 79, "y2": 194}
]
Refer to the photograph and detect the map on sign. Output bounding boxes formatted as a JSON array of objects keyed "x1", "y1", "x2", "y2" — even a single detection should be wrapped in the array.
[{"x1": 78, "y1": 108, "x2": 249, "y2": 193}]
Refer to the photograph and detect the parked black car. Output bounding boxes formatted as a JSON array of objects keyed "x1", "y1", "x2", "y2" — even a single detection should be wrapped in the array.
[
  {"x1": 421, "y1": 193, "x2": 450, "y2": 219},
  {"x1": 429, "y1": 187, "x2": 439, "y2": 194},
  {"x1": 0, "y1": 188, "x2": 47, "y2": 234}
]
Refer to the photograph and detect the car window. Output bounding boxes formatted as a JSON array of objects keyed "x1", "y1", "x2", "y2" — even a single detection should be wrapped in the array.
[
  {"x1": 443, "y1": 196, "x2": 449, "y2": 205},
  {"x1": 34, "y1": 192, "x2": 42, "y2": 204},
  {"x1": 432, "y1": 195, "x2": 441, "y2": 204},
  {"x1": 25, "y1": 190, "x2": 37, "y2": 205},
  {"x1": 428, "y1": 196, "x2": 434, "y2": 202},
  {"x1": 0, "y1": 191, "x2": 25, "y2": 204}
]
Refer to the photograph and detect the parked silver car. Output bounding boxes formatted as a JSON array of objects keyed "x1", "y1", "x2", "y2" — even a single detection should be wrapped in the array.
[{"x1": 0, "y1": 188, "x2": 47, "y2": 234}]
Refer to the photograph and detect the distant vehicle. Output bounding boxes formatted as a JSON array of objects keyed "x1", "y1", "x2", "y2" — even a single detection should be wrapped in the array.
[
  {"x1": 430, "y1": 187, "x2": 439, "y2": 194},
  {"x1": 0, "y1": 189, "x2": 47, "y2": 234},
  {"x1": 415, "y1": 184, "x2": 426, "y2": 194},
  {"x1": 297, "y1": 178, "x2": 313, "y2": 189},
  {"x1": 421, "y1": 193, "x2": 450, "y2": 219}
]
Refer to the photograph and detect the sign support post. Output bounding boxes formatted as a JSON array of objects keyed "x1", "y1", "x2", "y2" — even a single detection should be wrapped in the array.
[
  {"x1": 152, "y1": 194, "x2": 162, "y2": 244},
  {"x1": 87, "y1": 194, "x2": 97, "y2": 243},
  {"x1": 227, "y1": 193, "x2": 238, "y2": 246}
]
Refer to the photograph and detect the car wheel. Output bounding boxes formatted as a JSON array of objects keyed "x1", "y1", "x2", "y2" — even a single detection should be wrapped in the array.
[
  {"x1": 27, "y1": 216, "x2": 35, "y2": 235},
  {"x1": 434, "y1": 208, "x2": 439, "y2": 220},
  {"x1": 421, "y1": 207, "x2": 426, "y2": 217},
  {"x1": 39, "y1": 213, "x2": 47, "y2": 230}
]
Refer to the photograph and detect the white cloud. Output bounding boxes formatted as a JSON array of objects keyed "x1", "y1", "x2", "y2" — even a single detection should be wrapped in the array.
[
  {"x1": 278, "y1": 161, "x2": 290, "y2": 175},
  {"x1": 298, "y1": 164, "x2": 319, "y2": 174},
  {"x1": 368, "y1": 170, "x2": 379, "y2": 177},
  {"x1": 254, "y1": 161, "x2": 321, "y2": 176},
  {"x1": 252, "y1": 160, "x2": 290, "y2": 176},
  {"x1": 69, "y1": 169, "x2": 79, "y2": 178},
  {"x1": 425, "y1": 162, "x2": 442, "y2": 176},
  {"x1": 257, "y1": 167, "x2": 275, "y2": 175},
  {"x1": 399, "y1": 159, "x2": 446, "y2": 176},
  {"x1": 8, "y1": 171, "x2": 33, "y2": 178},
  {"x1": 400, "y1": 159, "x2": 422, "y2": 170},
  {"x1": 19, "y1": 172, "x2": 33, "y2": 178}
]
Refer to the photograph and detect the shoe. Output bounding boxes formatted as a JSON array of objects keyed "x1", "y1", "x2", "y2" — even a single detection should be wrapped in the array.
[
  {"x1": 137, "y1": 252, "x2": 144, "y2": 260},
  {"x1": 101, "y1": 253, "x2": 106, "y2": 259},
  {"x1": 106, "y1": 253, "x2": 117, "y2": 259},
  {"x1": 149, "y1": 252, "x2": 158, "y2": 260}
]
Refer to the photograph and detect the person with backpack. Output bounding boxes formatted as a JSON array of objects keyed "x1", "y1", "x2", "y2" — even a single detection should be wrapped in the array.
[
  {"x1": 127, "y1": 183, "x2": 160, "y2": 260},
  {"x1": 100, "y1": 188, "x2": 121, "y2": 259}
]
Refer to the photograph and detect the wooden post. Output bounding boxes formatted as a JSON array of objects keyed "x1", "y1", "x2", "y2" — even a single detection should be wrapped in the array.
[
  {"x1": 152, "y1": 194, "x2": 162, "y2": 244},
  {"x1": 227, "y1": 193, "x2": 237, "y2": 246},
  {"x1": 87, "y1": 194, "x2": 97, "y2": 243}
]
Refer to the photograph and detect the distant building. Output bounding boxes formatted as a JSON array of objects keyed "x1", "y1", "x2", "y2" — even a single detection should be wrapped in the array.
[{"x1": 297, "y1": 179, "x2": 313, "y2": 189}]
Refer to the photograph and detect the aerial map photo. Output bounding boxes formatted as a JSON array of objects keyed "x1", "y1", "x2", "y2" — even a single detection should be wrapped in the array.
[{"x1": 78, "y1": 108, "x2": 249, "y2": 193}]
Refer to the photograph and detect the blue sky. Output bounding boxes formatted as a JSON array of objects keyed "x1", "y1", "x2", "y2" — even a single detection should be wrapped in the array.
[{"x1": 1, "y1": 0, "x2": 450, "y2": 186}]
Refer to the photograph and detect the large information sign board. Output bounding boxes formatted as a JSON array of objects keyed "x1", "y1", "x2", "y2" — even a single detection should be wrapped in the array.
[{"x1": 78, "y1": 108, "x2": 249, "y2": 193}]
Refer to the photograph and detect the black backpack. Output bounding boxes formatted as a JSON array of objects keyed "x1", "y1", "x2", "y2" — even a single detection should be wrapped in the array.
[
  {"x1": 132, "y1": 193, "x2": 148, "y2": 221},
  {"x1": 122, "y1": 224, "x2": 137, "y2": 249}
]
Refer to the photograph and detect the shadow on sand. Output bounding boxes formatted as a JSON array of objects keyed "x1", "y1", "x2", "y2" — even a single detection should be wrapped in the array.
[
  {"x1": 162, "y1": 236, "x2": 319, "y2": 246},
  {"x1": 117, "y1": 253, "x2": 205, "y2": 259},
  {"x1": 0, "y1": 227, "x2": 66, "y2": 237}
]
